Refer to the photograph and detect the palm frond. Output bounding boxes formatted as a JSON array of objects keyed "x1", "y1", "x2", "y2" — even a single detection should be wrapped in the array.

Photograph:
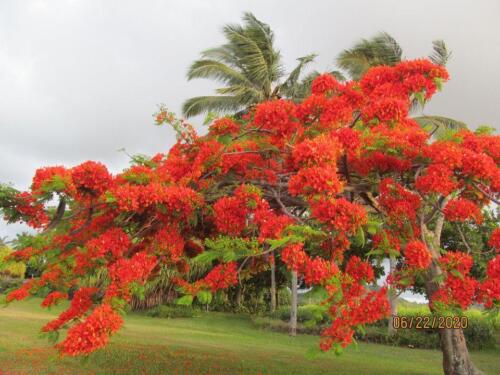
[
  {"x1": 222, "y1": 24, "x2": 273, "y2": 93},
  {"x1": 429, "y1": 40, "x2": 451, "y2": 66},
  {"x1": 279, "y1": 54, "x2": 317, "y2": 99},
  {"x1": 242, "y1": 12, "x2": 283, "y2": 83},
  {"x1": 187, "y1": 59, "x2": 254, "y2": 87},
  {"x1": 182, "y1": 95, "x2": 246, "y2": 117},
  {"x1": 413, "y1": 115, "x2": 468, "y2": 139},
  {"x1": 215, "y1": 85, "x2": 264, "y2": 101},
  {"x1": 337, "y1": 32, "x2": 402, "y2": 80}
]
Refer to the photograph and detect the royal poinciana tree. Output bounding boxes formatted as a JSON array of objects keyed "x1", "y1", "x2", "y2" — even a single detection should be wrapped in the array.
[{"x1": 1, "y1": 59, "x2": 499, "y2": 375}]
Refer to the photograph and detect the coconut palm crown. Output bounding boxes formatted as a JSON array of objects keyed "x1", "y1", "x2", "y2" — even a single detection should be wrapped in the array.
[{"x1": 182, "y1": 12, "x2": 316, "y2": 117}]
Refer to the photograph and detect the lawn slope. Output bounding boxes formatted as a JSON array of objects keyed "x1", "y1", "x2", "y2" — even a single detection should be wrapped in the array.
[{"x1": 0, "y1": 298, "x2": 498, "y2": 375}]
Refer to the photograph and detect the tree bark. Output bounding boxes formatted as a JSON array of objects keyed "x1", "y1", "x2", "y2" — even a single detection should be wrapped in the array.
[
  {"x1": 387, "y1": 256, "x2": 398, "y2": 336},
  {"x1": 289, "y1": 271, "x2": 298, "y2": 336},
  {"x1": 235, "y1": 284, "x2": 243, "y2": 308},
  {"x1": 270, "y1": 261, "x2": 277, "y2": 313},
  {"x1": 438, "y1": 328, "x2": 484, "y2": 375}
]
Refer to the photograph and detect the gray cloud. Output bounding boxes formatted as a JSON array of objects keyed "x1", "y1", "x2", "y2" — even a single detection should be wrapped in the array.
[{"x1": 1, "y1": 0, "x2": 499, "y2": 239}]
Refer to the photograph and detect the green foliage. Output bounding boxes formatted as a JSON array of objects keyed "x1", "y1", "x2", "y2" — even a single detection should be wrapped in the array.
[
  {"x1": 0, "y1": 276, "x2": 23, "y2": 293},
  {"x1": 0, "y1": 184, "x2": 23, "y2": 225},
  {"x1": 0, "y1": 246, "x2": 26, "y2": 278},
  {"x1": 475, "y1": 125, "x2": 496, "y2": 135},
  {"x1": 195, "y1": 236, "x2": 260, "y2": 265},
  {"x1": 175, "y1": 294, "x2": 194, "y2": 306},
  {"x1": 197, "y1": 290, "x2": 213, "y2": 305}
]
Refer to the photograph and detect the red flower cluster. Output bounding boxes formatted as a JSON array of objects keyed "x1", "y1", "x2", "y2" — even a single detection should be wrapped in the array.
[
  {"x1": 432, "y1": 252, "x2": 478, "y2": 309},
  {"x1": 14, "y1": 192, "x2": 49, "y2": 228},
  {"x1": 488, "y1": 228, "x2": 500, "y2": 252},
  {"x1": 43, "y1": 287, "x2": 97, "y2": 332},
  {"x1": 56, "y1": 304, "x2": 123, "y2": 356},
  {"x1": 213, "y1": 185, "x2": 267, "y2": 236},
  {"x1": 204, "y1": 262, "x2": 238, "y2": 292},
  {"x1": 432, "y1": 275, "x2": 478, "y2": 310},
  {"x1": 439, "y1": 251, "x2": 473, "y2": 276},
  {"x1": 444, "y1": 198, "x2": 483, "y2": 224},
  {"x1": 477, "y1": 255, "x2": 500, "y2": 308},
  {"x1": 404, "y1": 240, "x2": 432, "y2": 269},
  {"x1": 41, "y1": 291, "x2": 68, "y2": 308},
  {"x1": 360, "y1": 59, "x2": 448, "y2": 100},
  {"x1": 379, "y1": 178, "x2": 421, "y2": 228},
  {"x1": 288, "y1": 165, "x2": 343, "y2": 197},
  {"x1": 71, "y1": 161, "x2": 112, "y2": 197},
  {"x1": 291, "y1": 134, "x2": 342, "y2": 168},
  {"x1": 320, "y1": 287, "x2": 389, "y2": 351},
  {"x1": 281, "y1": 243, "x2": 338, "y2": 285},
  {"x1": 415, "y1": 164, "x2": 457, "y2": 196},
  {"x1": 372, "y1": 230, "x2": 401, "y2": 255},
  {"x1": 111, "y1": 183, "x2": 202, "y2": 217},
  {"x1": 107, "y1": 251, "x2": 157, "y2": 289},
  {"x1": 254, "y1": 210, "x2": 292, "y2": 242},
  {"x1": 31, "y1": 166, "x2": 74, "y2": 196},
  {"x1": 303, "y1": 257, "x2": 339, "y2": 285},
  {"x1": 154, "y1": 226, "x2": 185, "y2": 260},
  {"x1": 362, "y1": 97, "x2": 409, "y2": 123},
  {"x1": 253, "y1": 100, "x2": 299, "y2": 140},
  {"x1": 311, "y1": 73, "x2": 341, "y2": 95},
  {"x1": 345, "y1": 256, "x2": 374, "y2": 283},
  {"x1": 85, "y1": 228, "x2": 131, "y2": 259},
  {"x1": 6, "y1": 280, "x2": 35, "y2": 302},
  {"x1": 281, "y1": 243, "x2": 309, "y2": 272},
  {"x1": 208, "y1": 117, "x2": 240, "y2": 136},
  {"x1": 310, "y1": 197, "x2": 367, "y2": 235}
]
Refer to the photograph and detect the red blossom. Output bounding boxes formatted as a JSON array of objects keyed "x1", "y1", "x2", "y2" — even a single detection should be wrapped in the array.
[
  {"x1": 43, "y1": 287, "x2": 97, "y2": 332},
  {"x1": 404, "y1": 241, "x2": 432, "y2": 269},
  {"x1": 444, "y1": 198, "x2": 483, "y2": 224},
  {"x1": 311, "y1": 73, "x2": 341, "y2": 95},
  {"x1": 204, "y1": 262, "x2": 238, "y2": 292},
  {"x1": 310, "y1": 198, "x2": 367, "y2": 235},
  {"x1": 56, "y1": 304, "x2": 123, "y2": 356},
  {"x1": 71, "y1": 161, "x2": 112, "y2": 197},
  {"x1": 345, "y1": 256, "x2": 374, "y2": 283},
  {"x1": 41, "y1": 291, "x2": 68, "y2": 308}
]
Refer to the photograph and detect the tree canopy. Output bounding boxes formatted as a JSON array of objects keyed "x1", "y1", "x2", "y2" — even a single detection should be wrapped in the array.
[{"x1": 1, "y1": 58, "x2": 498, "y2": 375}]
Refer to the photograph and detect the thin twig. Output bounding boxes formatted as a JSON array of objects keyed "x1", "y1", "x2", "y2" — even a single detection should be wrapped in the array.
[{"x1": 454, "y1": 223, "x2": 473, "y2": 254}]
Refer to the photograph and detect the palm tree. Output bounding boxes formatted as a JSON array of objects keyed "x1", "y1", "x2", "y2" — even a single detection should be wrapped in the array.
[
  {"x1": 182, "y1": 12, "x2": 316, "y2": 117},
  {"x1": 337, "y1": 33, "x2": 465, "y2": 139}
]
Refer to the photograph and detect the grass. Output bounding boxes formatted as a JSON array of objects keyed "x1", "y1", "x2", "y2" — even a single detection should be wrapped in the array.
[{"x1": 0, "y1": 298, "x2": 498, "y2": 375}]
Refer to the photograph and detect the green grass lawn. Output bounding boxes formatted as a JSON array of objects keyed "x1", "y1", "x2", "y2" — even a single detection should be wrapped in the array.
[{"x1": 0, "y1": 298, "x2": 498, "y2": 375}]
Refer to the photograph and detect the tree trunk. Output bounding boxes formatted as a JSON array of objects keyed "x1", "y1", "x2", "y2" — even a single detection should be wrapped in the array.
[
  {"x1": 387, "y1": 256, "x2": 398, "y2": 336},
  {"x1": 270, "y1": 261, "x2": 277, "y2": 313},
  {"x1": 438, "y1": 328, "x2": 484, "y2": 375},
  {"x1": 289, "y1": 271, "x2": 298, "y2": 336},
  {"x1": 235, "y1": 284, "x2": 243, "y2": 308},
  {"x1": 423, "y1": 231, "x2": 484, "y2": 375}
]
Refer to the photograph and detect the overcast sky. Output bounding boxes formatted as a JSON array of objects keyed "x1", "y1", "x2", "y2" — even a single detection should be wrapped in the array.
[{"x1": 1, "y1": 0, "x2": 499, "y2": 242}]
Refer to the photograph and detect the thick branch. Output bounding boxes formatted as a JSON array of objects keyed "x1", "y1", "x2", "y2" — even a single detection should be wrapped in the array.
[
  {"x1": 271, "y1": 189, "x2": 304, "y2": 224},
  {"x1": 472, "y1": 182, "x2": 500, "y2": 205},
  {"x1": 44, "y1": 197, "x2": 66, "y2": 232}
]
